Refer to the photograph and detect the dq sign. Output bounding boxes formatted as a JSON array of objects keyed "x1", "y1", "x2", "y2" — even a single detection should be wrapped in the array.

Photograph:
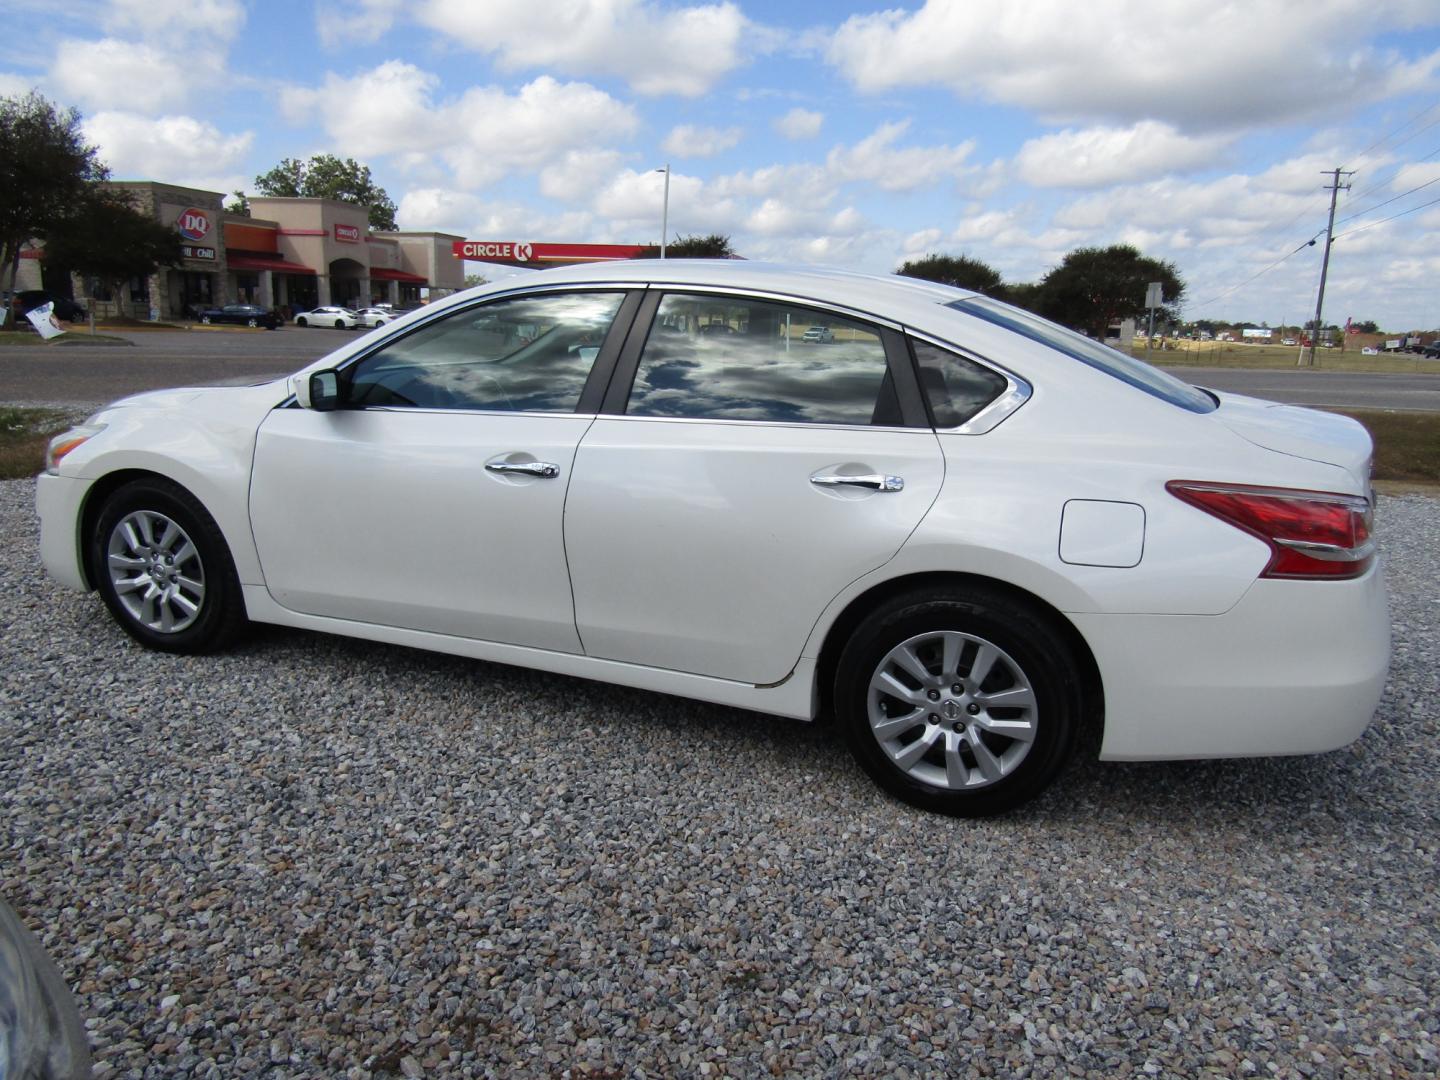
[{"x1": 176, "y1": 208, "x2": 211, "y2": 242}]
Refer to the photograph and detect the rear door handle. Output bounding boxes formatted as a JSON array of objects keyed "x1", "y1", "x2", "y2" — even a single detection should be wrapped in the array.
[
  {"x1": 486, "y1": 460, "x2": 560, "y2": 478},
  {"x1": 810, "y1": 473, "x2": 904, "y2": 493}
]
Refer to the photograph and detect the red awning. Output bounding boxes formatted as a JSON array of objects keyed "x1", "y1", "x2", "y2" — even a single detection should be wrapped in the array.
[
  {"x1": 369, "y1": 267, "x2": 428, "y2": 284},
  {"x1": 227, "y1": 254, "x2": 316, "y2": 275}
]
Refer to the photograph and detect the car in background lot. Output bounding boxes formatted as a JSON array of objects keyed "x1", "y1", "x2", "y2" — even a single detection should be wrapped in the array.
[
  {"x1": 35, "y1": 261, "x2": 1389, "y2": 817},
  {"x1": 356, "y1": 307, "x2": 394, "y2": 328},
  {"x1": 10, "y1": 290, "x2": 87, "y2": 324},
  {"x1": 1281, "y1": 338, "x2": 1297, "y2": 346},
  {"x1": 802, "y1": 325, "x2": 834, "y2": 343},
  {"x1": 294, "y1": 306, "x2": 359, "y2": 329},
  {"x1": 197, "y1": 304, "x2": 281, "y2": 329}
]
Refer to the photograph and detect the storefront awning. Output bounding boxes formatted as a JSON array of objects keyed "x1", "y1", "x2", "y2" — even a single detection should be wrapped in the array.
[
  {"x1": 227, "y1": 254, "x2": 316, "y2": 275},
  {"x1": 369, "y1": 267, "x2": 428, "y2": 284}
]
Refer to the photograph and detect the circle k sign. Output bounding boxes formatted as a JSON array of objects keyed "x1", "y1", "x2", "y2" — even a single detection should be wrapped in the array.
[{"x1": 177, "y1": 208, "x2": 212, "y2": 242}]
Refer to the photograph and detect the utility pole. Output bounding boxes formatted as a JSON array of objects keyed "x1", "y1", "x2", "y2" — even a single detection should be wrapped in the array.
[{"x1": 1304, "y1": 167, "x2": 1353, "y2": 367}]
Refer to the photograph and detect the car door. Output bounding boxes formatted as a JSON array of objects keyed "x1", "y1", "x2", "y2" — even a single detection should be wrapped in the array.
[
  {"x1": 249, "y1": 288, "x2": 641, "y2": 653},
  {"x1": 564, "y1": 290, "x2": 946, "y2": 685}
]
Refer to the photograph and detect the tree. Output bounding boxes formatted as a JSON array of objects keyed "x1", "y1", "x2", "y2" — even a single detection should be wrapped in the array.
[
  {"x1": 44, "y1": 187, "x2": 183, "y2": 319},
  {"x1": 1036, "y1": 244, "x2": 1185, "y2": 340},
  {"x1": 225, "y1": 190, "x2": 250, "y2": 216},
  {"x1": 0, "y1": 91, "x2": 108, "y2": 327},
  {"x1": 462, "y1": 273, "x2": 488, "y2": 288},
  {"x1": 896, "y1": 253, "x2": 1004, "y2": 296},
  {"x1": 635, "y1": 233, "x2": 737, "y2": 258},
  {"x1": 253, "y1": 154, "x2": 398, "y2": 230},
  {"x1": 1352, "y1": 319, "x2": 1378, "y2": 334}
]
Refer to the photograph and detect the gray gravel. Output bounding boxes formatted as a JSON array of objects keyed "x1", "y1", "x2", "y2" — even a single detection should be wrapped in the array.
[{"x1": 2, "y1": 477, "x2": 1437, "y2": 1079}]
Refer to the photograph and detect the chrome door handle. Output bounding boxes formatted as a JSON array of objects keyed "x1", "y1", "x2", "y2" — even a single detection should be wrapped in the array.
[
  {"x1": 486, "y1": 460, "x2": 560, "y2": 478},
  {"x1": 810, "y1": 473, "x2": 904, "y2": 493}
]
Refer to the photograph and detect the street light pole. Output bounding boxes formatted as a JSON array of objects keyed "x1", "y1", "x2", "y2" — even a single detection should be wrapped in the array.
[{"x1": 658, "y1": 164, "x2": 671, "y2": 259}]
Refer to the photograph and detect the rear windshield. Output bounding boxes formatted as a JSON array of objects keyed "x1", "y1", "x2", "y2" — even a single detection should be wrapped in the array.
[{"x1": 948, "y1": 297, "x2": 1217, "y2": 414}]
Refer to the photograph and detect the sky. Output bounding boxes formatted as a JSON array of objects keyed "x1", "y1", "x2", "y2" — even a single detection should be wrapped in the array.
[{"x1": 3, "y1": 0, "x2": 1440, "y2": 330}]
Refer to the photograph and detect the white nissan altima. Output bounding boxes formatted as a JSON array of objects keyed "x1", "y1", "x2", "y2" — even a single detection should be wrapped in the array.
[{"x1": 36, "y1": 261, "x2": 1390, "y2": 815}]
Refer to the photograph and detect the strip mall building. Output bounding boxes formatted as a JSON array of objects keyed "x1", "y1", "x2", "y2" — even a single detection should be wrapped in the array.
[{"x1": 19, "y1": 181, "x2": 465, "y2": 319}]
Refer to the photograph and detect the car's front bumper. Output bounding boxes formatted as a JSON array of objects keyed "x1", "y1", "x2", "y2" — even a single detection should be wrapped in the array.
[
  {"x1": 1077, "y1": 564, "x2": 1390, "y2": 760},
  {"x1": 36, "y1": 473, "x2": 89, "y2": 592}
]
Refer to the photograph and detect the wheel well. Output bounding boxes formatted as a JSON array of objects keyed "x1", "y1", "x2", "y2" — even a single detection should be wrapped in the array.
[
  {"x1": 77, "y1": 469, "x2": 189, "y2": 589},
  {"x1": 813, "y1": 571, "x2": 1104, "y2": 739}
]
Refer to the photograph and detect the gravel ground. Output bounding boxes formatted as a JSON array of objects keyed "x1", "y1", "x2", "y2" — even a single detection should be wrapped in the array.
[{"x1": 2, "y1": 477, "x2": 1437, "y2": 1079}]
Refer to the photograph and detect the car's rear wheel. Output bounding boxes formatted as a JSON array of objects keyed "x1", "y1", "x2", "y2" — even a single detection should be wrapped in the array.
[
  {"x1": 246, "y1": 317, "x2": 257, "y2": 327},
  {"x1": 836, "y1": 585, "x2": 1081, "y2": 816},
  {"x1": 296, "y1": 317, "x2": 308, "y2": 327},
  {"x1": 88, "y1": 478, "x2": 245, "y2": 654},
  {"x1": 335, "y1": 319, "x2": 345, "y2": 329}
]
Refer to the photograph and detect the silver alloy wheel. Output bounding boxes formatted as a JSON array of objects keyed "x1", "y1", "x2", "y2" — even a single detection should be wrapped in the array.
[
  {"x1": 867, "y1": 630, "x2": 1037, "y2": 791},
  {"x1": 106, "y1": 510, "x2": 206, "y2": 633}
]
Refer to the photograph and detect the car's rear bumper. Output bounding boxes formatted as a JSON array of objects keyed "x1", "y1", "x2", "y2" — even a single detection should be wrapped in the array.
[
  {"x1": 1077, "y1": 564, "x2": 1390, "y2": 760},
  {"x1": 36, "y1": 472, "x2": 90, "y2": 592}
]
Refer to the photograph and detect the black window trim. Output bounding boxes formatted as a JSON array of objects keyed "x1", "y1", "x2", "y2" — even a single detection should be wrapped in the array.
[
  {"x1": 598, "y1": 287, "x2": 930, "y2": 430},
  {"x1": 902, "y1": 326, "x2": 1033, "y2": 435},
  {"x1": 318, "y1": 284, "x2": 647, "y2": 416}
]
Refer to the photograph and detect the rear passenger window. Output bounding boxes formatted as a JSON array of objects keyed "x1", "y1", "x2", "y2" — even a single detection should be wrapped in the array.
[
  {"x1": 626, "y1": 294, "x2": 901, "y2": 425},
  {"x1": 911, "y1": 340, "x2": 1008, "y2": 428}
]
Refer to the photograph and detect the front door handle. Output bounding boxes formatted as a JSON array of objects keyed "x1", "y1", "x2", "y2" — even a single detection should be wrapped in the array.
[
  {"x1": 810, "y1": 473, "x2": 904, "y2": 493},
  {"x1": 486, "y1": 460, "x2": 560, "y2": 478}
]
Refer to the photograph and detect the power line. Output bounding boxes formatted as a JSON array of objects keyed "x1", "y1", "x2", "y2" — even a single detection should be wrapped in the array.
[
  {"x1": 1344, "y1": 101, "x2": 1440, "y2": 174},
  {"x1": 1343, "y1": 139, "x2": 1440, "y2": 207},
  {"x1": 1191, "y1": 236, "x2": 1317, "y2": 308},
  {"x1": 1332, "y1": 192, "x2": 1440, "y2": 241},
  {"x1": 1334, "y1": 173, "x2": 1440, "y2": 227}
]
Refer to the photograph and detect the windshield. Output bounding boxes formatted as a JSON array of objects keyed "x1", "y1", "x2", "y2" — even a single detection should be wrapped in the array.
[{"x1": 948, "y1": 297, "x2": 1217, "y2": 414}]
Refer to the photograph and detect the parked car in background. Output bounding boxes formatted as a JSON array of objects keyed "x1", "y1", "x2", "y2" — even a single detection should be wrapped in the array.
[
  {"x1": 35, "y1": 261, "x2": 1389, "y2": 817},
  {"x1": 1281, "y1": 338, "x2": 1297, "y2": 346},
  {"x1": 802, "y1": 325, "x2": 834, "y2": 343},
  {"x1": 356, "y1": 307, "x2": 394, "y2": 328},
  {"x1": 11, "y1": 290, "x2": 87, "y2": 323},
  {"x1": 197, "y1": 304, "x2": 281, "y2": 329},
  {"x1": 294, "y1": 306, "x2": 360, "y2": 329}
]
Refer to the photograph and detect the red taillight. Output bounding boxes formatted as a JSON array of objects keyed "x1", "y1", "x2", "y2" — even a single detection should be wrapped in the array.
[{"x1": 1167, "y1": 481, "x2": 1374, "y2": 579}]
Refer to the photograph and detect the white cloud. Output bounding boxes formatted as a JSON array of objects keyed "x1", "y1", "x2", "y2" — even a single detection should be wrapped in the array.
[
  {"x1": 663, "y1": 124, "x2": 742, "y2": 158},
  {"x1": 83, "y1": 111, "x2": 253, "y2": 192},
  {"x1": 315, "y1": 0, "x2": 397, "y2": 46},
  {"x1": 828, "y1": 0, "x2": 1440, "y2": 131},
  {"x1": 414, "y1": 0, "x2": 749, "y2": 96},
  {"x1": 1015, "y1": 122, "x2": 1231, "y2": 188},
  {"x1": 0, "y1": 72, "x2": 38, "y2": 96},
  {"x1": 539, "y1": 149, "x2": 628, "y2": 202},
  {"x1": 282, "y1": 65, "x2": 638, "y2": 190},
  {"x1": 826, "y1": 120, "x2": 975, "y2": 192},
  {"x1": 51, "y1": 39, "x2": 192, "y2": 112},
  {"x1": 774, "y1": 107, "x2": 823, "y2": 140},
  {"x1": 106, "y1": 0, "x2": 246, "y2": 44}
]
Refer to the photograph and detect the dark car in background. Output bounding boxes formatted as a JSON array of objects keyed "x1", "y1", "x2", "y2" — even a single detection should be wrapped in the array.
[
  {"x1": 10, "y1": 290, "x2": 88, "y2": 324},
  {"x1": 197, "y1": 304, "x2": 282, "y2": 329}
]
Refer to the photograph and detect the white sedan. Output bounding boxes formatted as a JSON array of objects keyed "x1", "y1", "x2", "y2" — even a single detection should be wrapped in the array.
[
  {"x1": 356, "y1": 307, "x2": 394, "y2": 328},
  {"x1": 36, "y1": 262, "x2": 1389, "y2": 816},
  {"x1": 294, "y1": 306, "x2": 359, "y2": 329}
]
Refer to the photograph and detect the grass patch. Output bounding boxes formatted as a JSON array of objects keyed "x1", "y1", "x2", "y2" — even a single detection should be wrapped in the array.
[
  {"x1": 1137, "y1": 340, "x2": 1436, "y2": 374},
  {"x1": 0, "y1": 407, "x2": 74, "y2": 480},
  {"x1": 1323, "y1": 409, "x2": 1440, "y2": 485},
  {"x1": 0, "y1": 330, "x2": 132, "y2": 346}
]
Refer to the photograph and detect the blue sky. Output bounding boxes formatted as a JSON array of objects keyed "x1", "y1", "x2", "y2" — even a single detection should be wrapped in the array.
[{"x1": 3, "y1": 0, "x2": 1439, "y2": 329}]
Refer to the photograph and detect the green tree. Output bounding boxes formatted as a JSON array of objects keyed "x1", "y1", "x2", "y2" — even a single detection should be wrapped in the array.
[
  {"x1": 1352, "y1": 319, "x2": 1378, "y2": 334},
  {"x1": 1036, "y1": 244, "x2": 1186, "y2": 340},
  {"x1": 253, "y1": 155, "x2": 398, "y2": 230},
  {"x1": 44, "y1": 187, "x2": 182, "y2": 319},
  {"x1": 635, "y1": 233, "x2": 737, "y2": 258},
  {"x1": 0, "y1": 91, "x2": 108, "y2": 327},
  {"x1": 225, "y1": 190, "x2": 250, "y2": 216},
  {"x1": 896, "y1": 253, "x2": 1004, "y2": 296},
  {"x1": 1003, "y1": 281, "x2": 1044, "y2": 313}
]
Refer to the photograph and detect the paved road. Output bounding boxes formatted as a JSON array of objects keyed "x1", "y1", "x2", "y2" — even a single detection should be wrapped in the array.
[
  {"x1": 1163, "y1": 366, "x2": 1440, "y2": 412},
  {"x1": 3, "y1": 328, "x2": 1438, "y2": 411}
]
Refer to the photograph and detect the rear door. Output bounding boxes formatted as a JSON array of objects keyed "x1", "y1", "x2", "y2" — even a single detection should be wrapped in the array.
[{"x1": 564, "y1": 290, "x2": 946, "y2": 685}]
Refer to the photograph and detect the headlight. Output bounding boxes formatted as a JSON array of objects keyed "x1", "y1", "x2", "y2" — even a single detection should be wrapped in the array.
[
  {"x1": 0, "y1": 899, "x2": 91, "y2": 1079},
  {"x1": 44, "y1": 425, "x2": 105, "y2": 475}
]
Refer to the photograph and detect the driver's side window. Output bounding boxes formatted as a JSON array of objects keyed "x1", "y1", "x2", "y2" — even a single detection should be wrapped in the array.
[{"x1": 344, "y1": 291, "x2": 625, "y2": 412}]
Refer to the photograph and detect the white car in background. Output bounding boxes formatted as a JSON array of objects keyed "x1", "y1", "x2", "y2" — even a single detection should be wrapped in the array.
[
  {"x1": 356, "y1": 307, "x2": 394, "y2": 328},
  {"x1": 294, "y1": 306, "x2": 359, "y2": 329},
  {"x1": 35, "y1": 261, "x2": 1389, "y2": 816}
]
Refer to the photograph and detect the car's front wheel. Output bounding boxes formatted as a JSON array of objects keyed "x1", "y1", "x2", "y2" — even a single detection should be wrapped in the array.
[
  {"x1": 200, "y1": 315, "x2": 212, "y2": 324},
  {"x1": 88, "y1": 478, "x2": 246, "y2": 654},
  {"x1": 836, "y1": 585, "x2": 1082, "y2": 816},
  {"x1": 246, "y1": 317, "x2": 258, "y2": 327}
]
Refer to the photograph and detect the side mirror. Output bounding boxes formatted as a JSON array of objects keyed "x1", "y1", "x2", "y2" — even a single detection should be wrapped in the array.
[{"x1": 292, "y1": 369, "x2": 341, "y2": 411}]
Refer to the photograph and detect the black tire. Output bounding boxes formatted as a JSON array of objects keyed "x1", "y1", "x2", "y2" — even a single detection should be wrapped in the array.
[
  {"x1": 200, "y1": 315, "x2": 212, "y2": 324},
  {"x1": 335, "y1": 319, "x2": 345, "y2": 329},
  {"x1": 88, "y1": 477, "x2": 246, "y2": 654},
  {"x1": 835, "y1": 585, "x2": 1082, "y2": 816},
  {"x1": 246, "y1": 317, "x2": 257, "y2": 327}
]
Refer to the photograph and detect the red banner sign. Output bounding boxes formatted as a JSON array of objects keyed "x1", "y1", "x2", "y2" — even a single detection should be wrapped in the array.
[
  {"x1": 334, "y1": 224, "x2": 362, "y2": 243},
  {"x1": 452, "y1": 240, "x2": 648, "y2": 266}
]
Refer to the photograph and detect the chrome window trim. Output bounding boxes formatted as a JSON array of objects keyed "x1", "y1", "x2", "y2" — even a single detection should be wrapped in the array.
[
  {"x1": 638, "y1": 284, "x2": 904, "y2": 332},
  {"x1": 904, "y1": 326, "x2": 1033, "y2": 435},
  {"x1": 580, "y1": 413, "x2": 926, "y2": 436}
]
